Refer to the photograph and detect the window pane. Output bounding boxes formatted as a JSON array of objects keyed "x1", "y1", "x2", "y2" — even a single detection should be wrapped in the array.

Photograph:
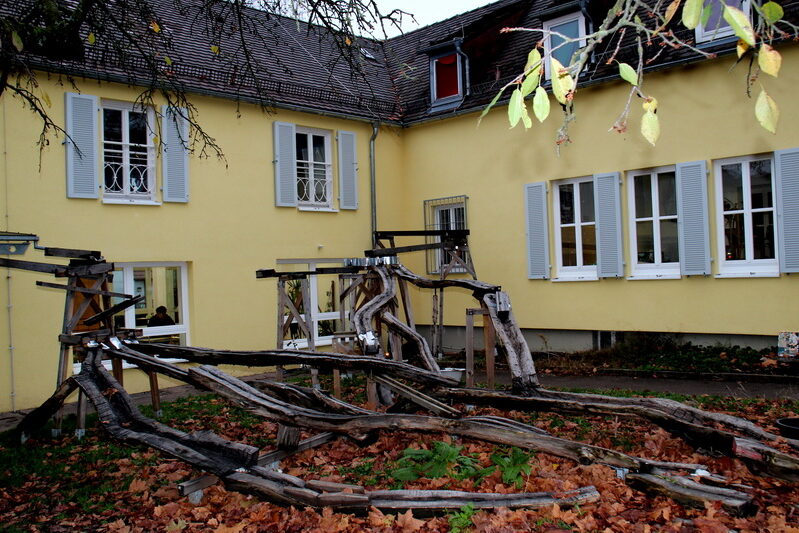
[
  {"x1": 581, "y1": 225, "x2": 596, "y2": 266},
  {"x1": 660, "y1": 219, "x2": 679, "y2": 263},
  {"x1": 634, "y1": 175, "x2": 652, "y2": 218},
  {"x1": 129, "y1": 111, "x2": 147, "y2": 145},
  {"x1": 559, "y1": 184, "x2": 574, "y2": 224},
  {"x1": 753, "y1": 211, "x2": 775, "y2": 259},
  {"x1": 436, "y1": 207, "x2": 452, "y2": 229},
  {"x1": 724, "y1": 213, "x2": 745, "y2": 260},
  {"x1": 296, "y1": 162, "x2": 310, "y2": 201},
  {"x1": 295, "y1": 133, "x2": 308, "y2": 161},
  {"x1": 561, "y1": 226, "x2": 577, "y2": 266},
  {"x1": 658, "y1": 172, "x2": 677, "y2": 216},
  {"x1": 434, "y1": 53, "x2": 459, "y2": 99},
  {"x1": 704, "y1": 0, "x2": 743, "y2": 33},
  {"x1": 551, "y1": 19, "x2": 580, "y2": 66},
  {"x1": 636, "y1": 221, "x2": 655, "y2": 263},
  {"x1": 312, "y1": 135, "x2": 326, "y2": 162},
  {"x1": 135, "y1": 266, "x2": 183, "y2": 327},
  {"x1": 721, "y1": 163, "x2": 744, "y2": 211},
  {"x1": 313, "y1": 164, "x2": 327, "y2": 202},
  {"x1": 750, "y1": 159, "x2": 773, "y2": 209},
  {"x1": 452, "y1": 207, "x2": 466, "y2": 229},
  {"x1": 103, "y1": 109, "x2": 122, "y2": 142},
  {"x1": 104, "y1": 151, "x2": 123, "y2": 192},
  {"x1": 579, "y1": 181, "x2": 594, "y2": 222}
]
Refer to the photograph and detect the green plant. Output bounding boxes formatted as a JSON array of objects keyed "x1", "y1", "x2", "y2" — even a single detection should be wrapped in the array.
[
  {"x1": 490, "y1": 447, "x2": 534, "y2": 488},
  {"x1": 448, "y1": 504, "x2": 477, "y2": 533},
  {"x1": 391, "y1": 441, "x2": 493, "y2": 483}
]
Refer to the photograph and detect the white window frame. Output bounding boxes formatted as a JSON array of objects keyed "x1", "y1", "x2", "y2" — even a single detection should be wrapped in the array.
[
  {"x1": 433, "y1": 201, "x2": 467, "y2": 274},
  {"x1": 101, "y1": 100, "x2": 157, "y2": 204},
  {"x1": 295, "y1": 126, "x2": 334, "y2": 210},
  {"x1": 714, "y1": 154, "x2": 779, "y2": 277},
  {"x1": 553, "y1": 177, "x2": 598, "y2": 281},
  {"x1": 430, "y1": 51, "x2": 463, "y2": 104},
  {"x1": 543, "y1": 12, "x2": 586, "y2": 79},
  {"x1": 73, "y1": 262, "x2": 190, "y2": 373},
  {"x1": 696, "y1": 0, "x2": 751, "y2": 43},
  {"x1": 277, "y1": 259, "x2": 346, "y2": 349},
  {"x1": 627, "y1": 166, "x2": 681, "y2": 280}
]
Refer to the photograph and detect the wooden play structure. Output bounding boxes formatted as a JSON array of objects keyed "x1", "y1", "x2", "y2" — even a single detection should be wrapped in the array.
[{"x1": 8, "y1": 230, "x2": 799, "y2": 514}]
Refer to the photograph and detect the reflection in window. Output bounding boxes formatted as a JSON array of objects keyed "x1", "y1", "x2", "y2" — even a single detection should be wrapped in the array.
[
  {"x1": 555, "y1": 178, "x2": 595, "y2": 274},
  {"x1": 102, "y1": 103, "x2": 155, "y2": 200},
  {"x1": 696, "y1": 0, "x2": 750, "y2": 43},
  {"x1": 295, "y1": 128, "x2": 332, "y2": 207},
  {"x1": 544, "y1": 12, "x2": 586, "y2": 77}
]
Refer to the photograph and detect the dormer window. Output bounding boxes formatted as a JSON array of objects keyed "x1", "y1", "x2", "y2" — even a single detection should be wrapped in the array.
[
  {"x1": 433, "y1": 53, "x2": 461, "y2": 100},
  {"x1": 695, "y1": 0, "x2": 750, "y2": 43},
  {"x1": 543, "y1": 12, "x2": 586, "y2": 78}
]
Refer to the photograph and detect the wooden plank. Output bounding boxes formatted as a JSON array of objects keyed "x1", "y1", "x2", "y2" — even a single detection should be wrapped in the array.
[
  {"x1": 465, "y1": 312, "x2": 475, "y2": 388},
  {"x1": 257, "y1": 267, "x2": 362, "y2": 279},
  {"x1": 372, "y1": 375, "x2": 459, "y2": 417},
  {"x1": 83, "y1": 295, "x2": 144, "y2": 326},
  {"x1": 365, "y1": 242, "x2": 442, "y2": 257},
  {"x1": 37, "y1": 280, "x2": 132, "y2": 299},
  {"x1": 44, "y1": 247, "x2": 102, "y2": 260},
  {"x1": 66, "y1": 277, "x2": 107, "y2": 331},
  {"x1": 60, "y1": 262, "x2": 115, "y2": 277},
  {"x1": 373, "y1": 230, "x2": 470, "y2": 239},
  {"x1": 483, "y1": 303, "x2": 496, "y2": 390},
  {"x1": 0, "y1": 257, "x2": 63, "y2": 274}
]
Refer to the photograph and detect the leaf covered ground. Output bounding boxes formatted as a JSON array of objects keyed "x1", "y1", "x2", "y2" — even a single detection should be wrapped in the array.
[{"x1": 2, "y1": 382, "x2": 799, "y2": 532}]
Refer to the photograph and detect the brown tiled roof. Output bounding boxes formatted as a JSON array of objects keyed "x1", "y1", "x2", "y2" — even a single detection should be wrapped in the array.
[{"x1": 8, "y1": 0, "x2": 799, "y2": 125}]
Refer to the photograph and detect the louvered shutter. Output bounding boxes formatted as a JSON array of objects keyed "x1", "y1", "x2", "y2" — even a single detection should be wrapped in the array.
[
  {"x1": 337, "y1": 131, "x2": 358, "y2": 210},
  {"x1": 676, "y1": 160, "x2": 711, "y2": 275},
  {"x1": 65, "y1": 93, "x2": 99, "y2": 198},
  {"x1": 775, "y1": 148, "x2": 799, "y2": 272},
  {"x1": 162, "y1": 106, "x2": 189, "y2": 203},
  {"x1": 524, "y1": 182, "x2": 550, "y2": 279},
  {"x1": 593, "y1": 172, "x2": 623, "y2": 278},
  {"x1": 273, "y1": 121, "x2": 297, "y2": 207}
]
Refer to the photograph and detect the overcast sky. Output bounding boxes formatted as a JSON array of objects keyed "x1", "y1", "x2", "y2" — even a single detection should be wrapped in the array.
[{"x1": 374, "y1": 1, "x2": 497, "y2": 36}]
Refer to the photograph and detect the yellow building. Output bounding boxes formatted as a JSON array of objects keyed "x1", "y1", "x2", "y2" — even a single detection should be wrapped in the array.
[{"x1": 1, "y1": 0, "x2": 797, "y2": 411}]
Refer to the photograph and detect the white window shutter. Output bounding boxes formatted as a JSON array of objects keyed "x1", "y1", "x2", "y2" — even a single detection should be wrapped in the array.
[
  {"x1": 337, "y1": 131, "x2": 358, "y2": 210},
  {"x1": 593, "y1": 172, "x2": 623, "y2": 278},
  {"x1": 161, "y1": 106, "x2": 190, "y2": 203},
  {"x1": 676, "y1": 160, "x2": 711, "y2": 275},
  {"x1": 524, "y1": 182, "x2": 550, "y2": 279},
  {"x1": 273, "y1": 121, "x2": 297, "y2": 207},
  {"x1": 775, "y1": 148, "x2": 799, "y2": 273},
  {"x1": 65, "y1": 92, "x2": 99, "y2": 198}
]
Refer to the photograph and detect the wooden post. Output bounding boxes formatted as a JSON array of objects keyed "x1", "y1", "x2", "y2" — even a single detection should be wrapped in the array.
[
  {"x1": 465, "y1": 311, "x2": 475, "y2": 388},
  {"x1": 75, "y1": 390, "x2": 87, "y2": 439},
  {"x1": 482, "y1": 303, "x2": 496, "y2": 390},
  {"x1": 300, "y1": 278, "x2": 319, "y2": 389},
  {"x1": 148, "y1": 371, "x2": 162, "y2": 417},
  {"x1": 275, "y1": 278, "x2": 286, "y2": 382}
]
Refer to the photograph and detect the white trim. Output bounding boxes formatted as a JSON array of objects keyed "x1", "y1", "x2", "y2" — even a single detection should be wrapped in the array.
[
  {"x1": 100, "y1": 100, "x2": 157, "y2": 203},
  {"x1": 627, "y1": 166, "x2": 681, "y2": 279},
  {"x1": 713, "y1": 154, "x2": 779, "y2": 276},
  {"x1": 101, "y1": 199, "x2": 162, "y2": 206},
  {"x1": 295, "y1": 126, "x2": 333, "y2": 209},
  {"x1": 543, "y1": 12, "x2": 586, "y2": 79},
  {"x1": 695, "y1": 0, "x2": 751, "y2": 43},
  {"x1": 553, "y1": 176, "x2": 598, "y2": 280}
]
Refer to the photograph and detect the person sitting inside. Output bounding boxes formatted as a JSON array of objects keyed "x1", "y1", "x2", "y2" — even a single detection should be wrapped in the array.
[{"x1": 147, "y1": 306, "x2": 175, "y2": 327}]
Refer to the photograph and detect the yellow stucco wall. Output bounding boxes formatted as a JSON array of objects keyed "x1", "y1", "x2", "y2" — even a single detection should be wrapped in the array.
[
  {"x1": 396, "y1": 47, "x2": 799, "y2": 337},
  {"x1": 0, "y1": 76, "x2": 403, "y2": 411}
]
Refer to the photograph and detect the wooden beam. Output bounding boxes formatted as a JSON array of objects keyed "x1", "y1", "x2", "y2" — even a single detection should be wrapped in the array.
[
  {"x1": 44, "y1": 247, "x2": 103, "y2": 260},
  {"x1": 83, "y1": 295, "x2": 144, "y2": 326},
  {"x1": 37, "y1": 280, "x2": 132, "y2": 299}
]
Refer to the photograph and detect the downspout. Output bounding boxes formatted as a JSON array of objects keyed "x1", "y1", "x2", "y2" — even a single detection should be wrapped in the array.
[
  {"x1": 370, "y1": 122, "x2": 379, "y2": 247},
  {"x1": 1, "y1": 96, "x2": 15, "y2": 411},
  {"x1": 454, "y1": 39, "x2": 470, "y2": 97}
]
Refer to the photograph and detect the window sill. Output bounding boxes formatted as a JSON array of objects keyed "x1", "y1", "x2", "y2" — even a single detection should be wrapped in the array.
[
  {"x1": 552, "y1": 275, "x2": 598, "y2": 282},
  {"x1": 103, "y1": 198, "x2": 161, "y2": 206},
  {"x1": 714, "y1": 271, "x2": 780, "y2": 279},
  {"x1": 627, "y1": 273, "x2": 681, "y2": 281},
  {"x1": 298, "y1": 206, "x2": 338, "y2": 213}
]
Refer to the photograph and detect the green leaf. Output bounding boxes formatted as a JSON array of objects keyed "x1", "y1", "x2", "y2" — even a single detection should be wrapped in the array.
[
  {"x1": 550, "y1": 57, "x2": 574, "y2": 105},
  {"x1": 524, "y1": 48, "x2": 542, "y2": 73},
  {"x1": 758, "y1": 43, "x2": 781, "y2": 77},
  {"x1": 618, "y1": 62, "x2": 639, "y2": 86},
  {"x1": 390, "y1": 467, "x2": 419, "y2": 481},
  {"x1": 532, "y1": 86, "x2": 550, "y2": 123},
  {"x1": 11, "y1": 31, "x2": 23, "y2": 52},
  {"x1": 641, "y1": 110, "x2": 660, "y2": 146},
  {"x1": 478, "y1": 87, "x2": 506, "y2": 125},
  {"x1": 723, "y1": 5, "x2": 756, "y2": 46},
  {"x1": 508, "y1": 88, "x2": 524, "y2": 128},
  {"x1": 761, "y1": 1, "x2": 784, "y2": 24},
  {"x1": 755, "y1": 88, "x2": 779, "y2": 134},
  {"x1": 634, "y1": 14, "x2": 643, "y2": 26},
  {"x1": 521, "y1": 72, "x2": 537, "y2": 98},
  {"x1": 701, "y1": 3, "x2": 713, "y2": 26},
  {"x1": 210, "y1": 44, "x2": 220, "y2": 54},
  {"x1": 87, "y1": 32, "x2": 96, "y2": 45},
  {"x1": 164, "y1": 55, "x2": 173, "y2": 66},
  {"x1": 682, "y1": 0, "x2": 703, "y2": 29}
]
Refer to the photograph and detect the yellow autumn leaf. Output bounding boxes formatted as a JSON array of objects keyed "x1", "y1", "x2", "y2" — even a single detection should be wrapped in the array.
[
  {"x1": 723, "y1": 5, "x2": 755, "y2": 46},
  {"x1": 508, "y1": 88, "x2": 524, "y2": 129},
  {"x1": 755, "y1": 89, "x2": 778, "y2": 134},
  {"x1": 533, "y1": 86, "x2": 550, "y2": 123},
  {"x1": 641, "y1": 110, "x2": 660, "y2": 146},
  {"x1": 164, "y1": 55, "x2": 173, "y2": 66},
  {"x1": 737, "y1": 39, "x2": 750, "y2": 58},
  {"x1": 210, "y1": 44, "x2": 220, "y2": 55},
  {"x1": 41, "y1": 91, "x2": 51, "y2": 108},
  {"x1": 758, "y1": 44, "x2": 781, "y2": 77},
  {"x1": 682, "y1": 0, "x2": 703, "y2": 29},
  {"x1": 87, "y1": 32, "x2": 96, "y2": 45},
  {"x1": 664, "y1": 0, "x2": 681, "y2": 25},
  {"x1": 550, "y1": 57, "x2": 573, "y2": 106},
  {"x1": 525, "y1": 48, "x2": 542, "y2": 73},
  {"x1": 642, "y1": 96, "x2": 658, "y2": 112},
  {"x1": 149, "y1": 21, "x2": 161, "y2": 33}
]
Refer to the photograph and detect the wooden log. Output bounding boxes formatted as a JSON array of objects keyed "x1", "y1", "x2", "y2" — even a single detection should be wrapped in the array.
[
  {"x1": 277, "y1": 425, "x2": 301, "y2": 450},
  {"x1": 627, "y1": 473, "x2": 754, "y2": 515},
  {"x1": 44, "y1": 247, "x2": 103, "y2": 260},
  {"x1": 14, "y1": 377, "x2": 79, "y2": 442},
  {"x1": 482, "y1": 292, "x2": 538, "y2": 393},
  {"x1": 372, "y1": 375, "x2": 458, "y2": 417},
  {"x1": 379, "y1": 311, "x2": 439, "y2": 372},
  {"x1": 306, "y1": 479, "x2": 366, "y2": 494},
  {"x1": 465, "y1": 311, "x2": 475, "y2": 388}
]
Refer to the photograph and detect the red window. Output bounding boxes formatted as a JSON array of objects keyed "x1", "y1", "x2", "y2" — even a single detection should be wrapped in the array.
[{"x1": 434, "y1": 53, "x2": 460, "y2": 100}]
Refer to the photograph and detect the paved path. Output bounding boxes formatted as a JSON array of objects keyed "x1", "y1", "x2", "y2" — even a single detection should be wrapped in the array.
[{"x1": 2, "y1": 371, "x2": 797, "y2": 434}]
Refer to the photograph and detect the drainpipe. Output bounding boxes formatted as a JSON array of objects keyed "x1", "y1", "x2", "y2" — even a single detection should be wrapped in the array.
[
  {"x1": 454, "y1": 39, "x2": 470, "y2": 97},
  {"x1": 370, "y1": 122, "x2": 379, "y2": 247},
  {"x1": 1, "y1": 96, "x2": 14, "y2": 411}
]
